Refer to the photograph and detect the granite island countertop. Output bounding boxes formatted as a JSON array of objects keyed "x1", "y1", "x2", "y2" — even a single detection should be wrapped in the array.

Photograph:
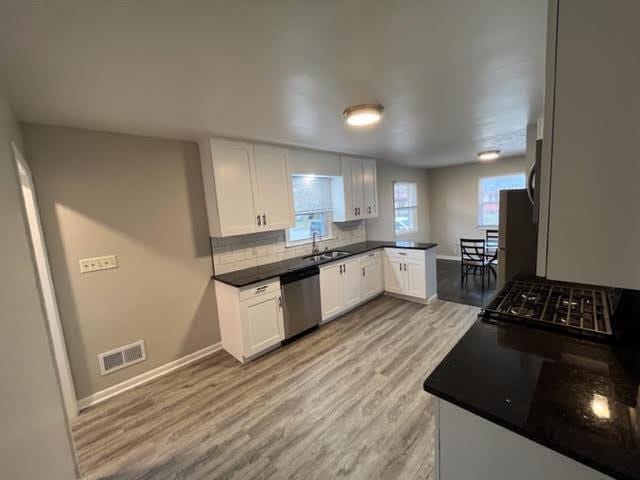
[
  {"x1": 424, "y1": 297, "x2": 640, "y2": 480},
  {"x1": 214, "y1": 240, "x2": 437, "y2": 287}
]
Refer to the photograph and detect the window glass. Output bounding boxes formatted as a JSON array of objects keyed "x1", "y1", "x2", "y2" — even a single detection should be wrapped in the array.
[
  {"x1": 477, "y1": 173, "x2": 526, "y2": 227},
  {"x1": 394, "y1": 182, "x2": 418, "y2": 235},
  {"x1": 286, "y1": 176, "x2": 334, "y2": 246}
]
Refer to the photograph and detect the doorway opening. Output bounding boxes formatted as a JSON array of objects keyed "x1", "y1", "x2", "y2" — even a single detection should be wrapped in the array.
[{"x1": 13, "y1": 142, "x2": 78, "y2": 419}]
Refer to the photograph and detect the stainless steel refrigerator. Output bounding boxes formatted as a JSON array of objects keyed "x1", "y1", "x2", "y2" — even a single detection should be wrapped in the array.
[{"x1": 496, "y1": 189, "x2": 538, "y2": 289}]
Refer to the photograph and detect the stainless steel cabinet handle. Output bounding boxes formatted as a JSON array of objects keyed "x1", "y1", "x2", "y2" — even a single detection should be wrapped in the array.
[
  {"x1": 256, "y1": 285, "x2": 268, "y2": 294},
  {"x1": 262, "y1": 214, "x2": 267, "y2": 226},
  {"x1": 362, "y1": 267, "x2": 365, "y2": 276},
  {"x1": 343, "y1": 263, "x2": 346, "y2": 273},
  {"x1": 278, "y1": 296, "x2": 282, "y2": 308},
  {"x1": 399, "y1": 252, "x2": 407, "y2": 256},
  {"x1": 257, "y1": 215, "x2": 261, "y2": 226},
  {"x1": 354, "y1": 207, "x2": 357, "y2": 216},
  {"x1": 368, "y1": 206, "x2": 371, "y2": 214},
  {"x1": 339, "y1": 265, "x2": 343, "y2": 274},
  {"x1": 399, "y1": 263, "x2": 402, "y2": 271}
]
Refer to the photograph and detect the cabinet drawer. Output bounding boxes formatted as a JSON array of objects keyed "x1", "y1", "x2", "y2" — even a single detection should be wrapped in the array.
[
  {"x1": 384, "y1": 248, "x2": 424, "y2": 262},
  {"x1": 360, "y1": 249, "x2": 381, "y2": 265},
  {"x1": 239, "y1": 279, "x2": 281, "y2": 301}
]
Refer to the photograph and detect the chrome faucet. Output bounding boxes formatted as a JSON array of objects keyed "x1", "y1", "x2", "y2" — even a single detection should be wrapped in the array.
[{"x1": 311, "y1": 232, "x2": 320, "y2": 254}]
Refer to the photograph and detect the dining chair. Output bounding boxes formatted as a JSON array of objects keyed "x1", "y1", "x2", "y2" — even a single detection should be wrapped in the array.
[
  {"x1": 460, "y1": 238, "x2": 491, "y2": 290},
  {"x1": 485, "y1": 229, "x2": 499, "y2": 284}
]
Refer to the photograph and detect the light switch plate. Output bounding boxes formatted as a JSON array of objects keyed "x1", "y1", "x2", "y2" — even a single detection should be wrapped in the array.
[{"x1": 79, "y1": 255, "x2": 118, "y2": 273}]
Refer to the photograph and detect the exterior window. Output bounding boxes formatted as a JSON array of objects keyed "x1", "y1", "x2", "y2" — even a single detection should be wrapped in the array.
[
  {"x1": 394, "y1": 181, "x2": 418, "y2": 236},
  {"x1": 285, "y1": 175, "x2": 334, "y2": 246},
  {"x1": 477, "y1": 173, "x2": 526, "y2": 227}
]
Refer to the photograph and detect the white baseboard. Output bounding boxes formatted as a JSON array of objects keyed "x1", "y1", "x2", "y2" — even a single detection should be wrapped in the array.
[
  {"x1": 437, "y1": 254, "x2": 459, "y2": 261},
  {"x1": 78, "y1": 342, "x2": 222, "y2": 410}
]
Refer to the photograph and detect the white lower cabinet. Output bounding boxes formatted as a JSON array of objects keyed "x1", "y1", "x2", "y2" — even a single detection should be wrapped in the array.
[
  {"x1": 320, "y1": 252, "x2": 383, "y2": 321},
  {"x1": 383, "y1": 248, "x2": 433, "y2": 300},
  {"x1": 404, "y1": 259, "x2": 427, "y2": 298},
  {"x1": 383, "y1": 256, "x2": 405, "y2": 294},
  {"x1": 215, "y1": 279, "x2": 284, "y2": 363},
  {"x1": 319, "y1": 263, "x2": 344, "y2": 320},
  {"x1": 360, "y1": 251, "x2": 384, "y2": 299},
  {"x1": 342, "y1": 257, "x2": 362, "y2": 310}
]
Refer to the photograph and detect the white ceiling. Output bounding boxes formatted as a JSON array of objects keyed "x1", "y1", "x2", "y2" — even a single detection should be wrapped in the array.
[{"x1": 0, "y1": 0, "x2": 547, "y2": 167}]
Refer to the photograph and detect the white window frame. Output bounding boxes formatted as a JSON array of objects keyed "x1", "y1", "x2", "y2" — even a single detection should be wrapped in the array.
[
  {"x1": 393, "y1": 181, "x2": 418, "y2": 237},
  {"x1": 285, "y1": 175, "x2": 334, "y2": 247},
  {"x1": 477, "y1": 172, "x2": 526, "y2": 228}
]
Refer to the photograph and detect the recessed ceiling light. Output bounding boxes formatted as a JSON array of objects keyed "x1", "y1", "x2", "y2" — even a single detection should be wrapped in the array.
[
  {"x1": 343, "y1": 104, "x2": 384, "y2": 127},
  {"x1": 478, "y1": 150, "x2": 500, "y2": 161}
]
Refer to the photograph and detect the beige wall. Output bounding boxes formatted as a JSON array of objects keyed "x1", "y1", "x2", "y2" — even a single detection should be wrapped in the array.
[
  {"x1": 0, "y1": 102, "x2": 78, "y2": 478},
  {"x1": 22, "y1": 124, "x2": 220, "y2": 400},
  {"x1": 427, "y1": 155, "x2": 528, "y2": 257},
  {"x1": 366, "y1": 161, "x2": 431, "y2": 243}
]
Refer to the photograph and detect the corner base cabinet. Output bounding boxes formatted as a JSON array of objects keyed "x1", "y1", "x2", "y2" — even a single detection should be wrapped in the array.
[
  {"x1": 383, "y1": 248, "x2": 437, "y2": 300},
  {"x1": 215, "y1": 279, "x2": 284, "y2": 363}
]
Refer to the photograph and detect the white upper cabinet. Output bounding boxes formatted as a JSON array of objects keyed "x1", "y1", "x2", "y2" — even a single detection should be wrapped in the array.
[
  {"x1": 201, "y1": 139, "x2": 257, "y2": 237},
  {"x1": 333, "y1": 156, "x2": 378, "y2": 222},
  {"x1": 362, "y1": 159, "x2": 378, "y2": 217},
  {"x1": 252, "y1": 145, "x2": 295, "y2": 231},
  {"x1": 200, "y1": 139, "x2": 294, "y2": 237},
  {"x1": 538, "y1": 0, "x2": 640, "y2": 289}
]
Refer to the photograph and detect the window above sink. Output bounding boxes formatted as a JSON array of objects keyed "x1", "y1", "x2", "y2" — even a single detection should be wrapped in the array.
[{"x1": 285, "y1": 175, "x2": 334, "y2": 247}]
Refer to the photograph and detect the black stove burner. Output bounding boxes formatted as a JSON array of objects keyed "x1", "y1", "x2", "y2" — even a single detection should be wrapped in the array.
[{"x1": 481, "y1": 279, "x2": 612, "y2": 336}]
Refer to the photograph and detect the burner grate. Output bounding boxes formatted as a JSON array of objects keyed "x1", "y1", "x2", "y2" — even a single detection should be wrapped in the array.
[{"x1": 483, "y1": 280, "x2": 612, "y2": 335}]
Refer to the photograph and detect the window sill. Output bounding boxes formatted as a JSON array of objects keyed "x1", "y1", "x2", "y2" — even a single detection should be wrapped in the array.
[
  {"x1": 477, "y1": 225, "x2": 498, "y2": 230},
  {"x1": 395, "y1": 230, "x2": 418, "y2": 237}
]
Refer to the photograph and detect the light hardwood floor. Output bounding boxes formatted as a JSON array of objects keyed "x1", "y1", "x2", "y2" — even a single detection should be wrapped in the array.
[{"x1": 72, "y1": 296, "x2": 478, "y2": 480}]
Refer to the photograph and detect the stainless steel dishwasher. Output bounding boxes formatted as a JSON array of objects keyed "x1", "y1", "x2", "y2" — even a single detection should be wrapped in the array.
[{"x1": 280, "y1": 266, "x2": 322, "y2": 340}]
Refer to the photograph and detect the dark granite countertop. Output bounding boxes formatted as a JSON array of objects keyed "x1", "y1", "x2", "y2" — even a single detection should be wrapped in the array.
[
  {"x1": 424, "y1": 293, "x2": 640, "y2": 480},
  {"x1": 214, "y1": 240, "x2": 437, "y2": 287}
]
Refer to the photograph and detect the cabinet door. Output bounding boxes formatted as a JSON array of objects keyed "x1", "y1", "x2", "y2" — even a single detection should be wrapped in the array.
[
  {"x1": 541, "y1": 0, "x2": 640, "y2": 289},
  {"x1": 383, "y1": 256, "x2": 405, "y2": 294},
  {"x1": 252, "y1": 145, "x2": 295, "y2": 231},
  {"x1": 211, "y1": 140, "x2": 258, "y2": 236},
  {"x1": 362, "y1": 159, "x2": 378, "y2": 218},
  {"x1": 342, "y1": 258, "x2": 361, "y2": 309},
  {"x1": 320, "y1": 263, "x2": 344, "y2": 320},
  {"x1": 404, "y1": 260, "x2": 427, "y2": 299},
  {"x1": 350, "y1": 157, "x2": 365, "y2": 217},
  {"x1": 361, "y1": 258, "x2": 383, "y2": 299},
  {"x1": 241, "y1": 294, "x2": 283, "y2": 358}
]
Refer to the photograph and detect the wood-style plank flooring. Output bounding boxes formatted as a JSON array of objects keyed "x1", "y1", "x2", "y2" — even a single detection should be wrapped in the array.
[{"x1": 72, "y1": 296, "x2": 478, "y2": 480}]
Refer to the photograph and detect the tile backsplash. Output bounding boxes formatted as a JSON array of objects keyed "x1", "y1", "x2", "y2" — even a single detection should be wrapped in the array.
[{"x1": 212, "y1": 222, "x2": 367, "y2": 274}]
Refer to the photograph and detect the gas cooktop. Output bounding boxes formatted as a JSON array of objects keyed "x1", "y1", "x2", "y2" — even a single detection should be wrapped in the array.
[{"x1": 481, "y1": 279, "x2": 613, "y2": 338}]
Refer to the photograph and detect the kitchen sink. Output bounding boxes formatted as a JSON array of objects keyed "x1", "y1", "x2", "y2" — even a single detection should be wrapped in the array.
[
  {"x1": 321, "y1": 251, "x2": 349, "y2": 259},
  {"x1": 303, "y1": 251, "x2": 350, "y2": 262}
]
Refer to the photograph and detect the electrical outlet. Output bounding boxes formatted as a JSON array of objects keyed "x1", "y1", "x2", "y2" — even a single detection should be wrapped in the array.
[{"x1": 79, "y1": 255, "x2": 118, "y2": 273}]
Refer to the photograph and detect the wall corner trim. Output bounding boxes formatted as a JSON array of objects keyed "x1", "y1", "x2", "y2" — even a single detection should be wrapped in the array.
[{"x1": 78, "y1": 342, "x2": 222, "y2": 410}]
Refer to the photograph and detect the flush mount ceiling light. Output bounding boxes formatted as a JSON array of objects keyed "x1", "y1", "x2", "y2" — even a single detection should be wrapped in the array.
[
  {"x1": 343, "y1": 104, "x2": 384, "y2": 127},
  {"x1": 478, "y1": 150, "x2": 501, "y2": 161}
]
